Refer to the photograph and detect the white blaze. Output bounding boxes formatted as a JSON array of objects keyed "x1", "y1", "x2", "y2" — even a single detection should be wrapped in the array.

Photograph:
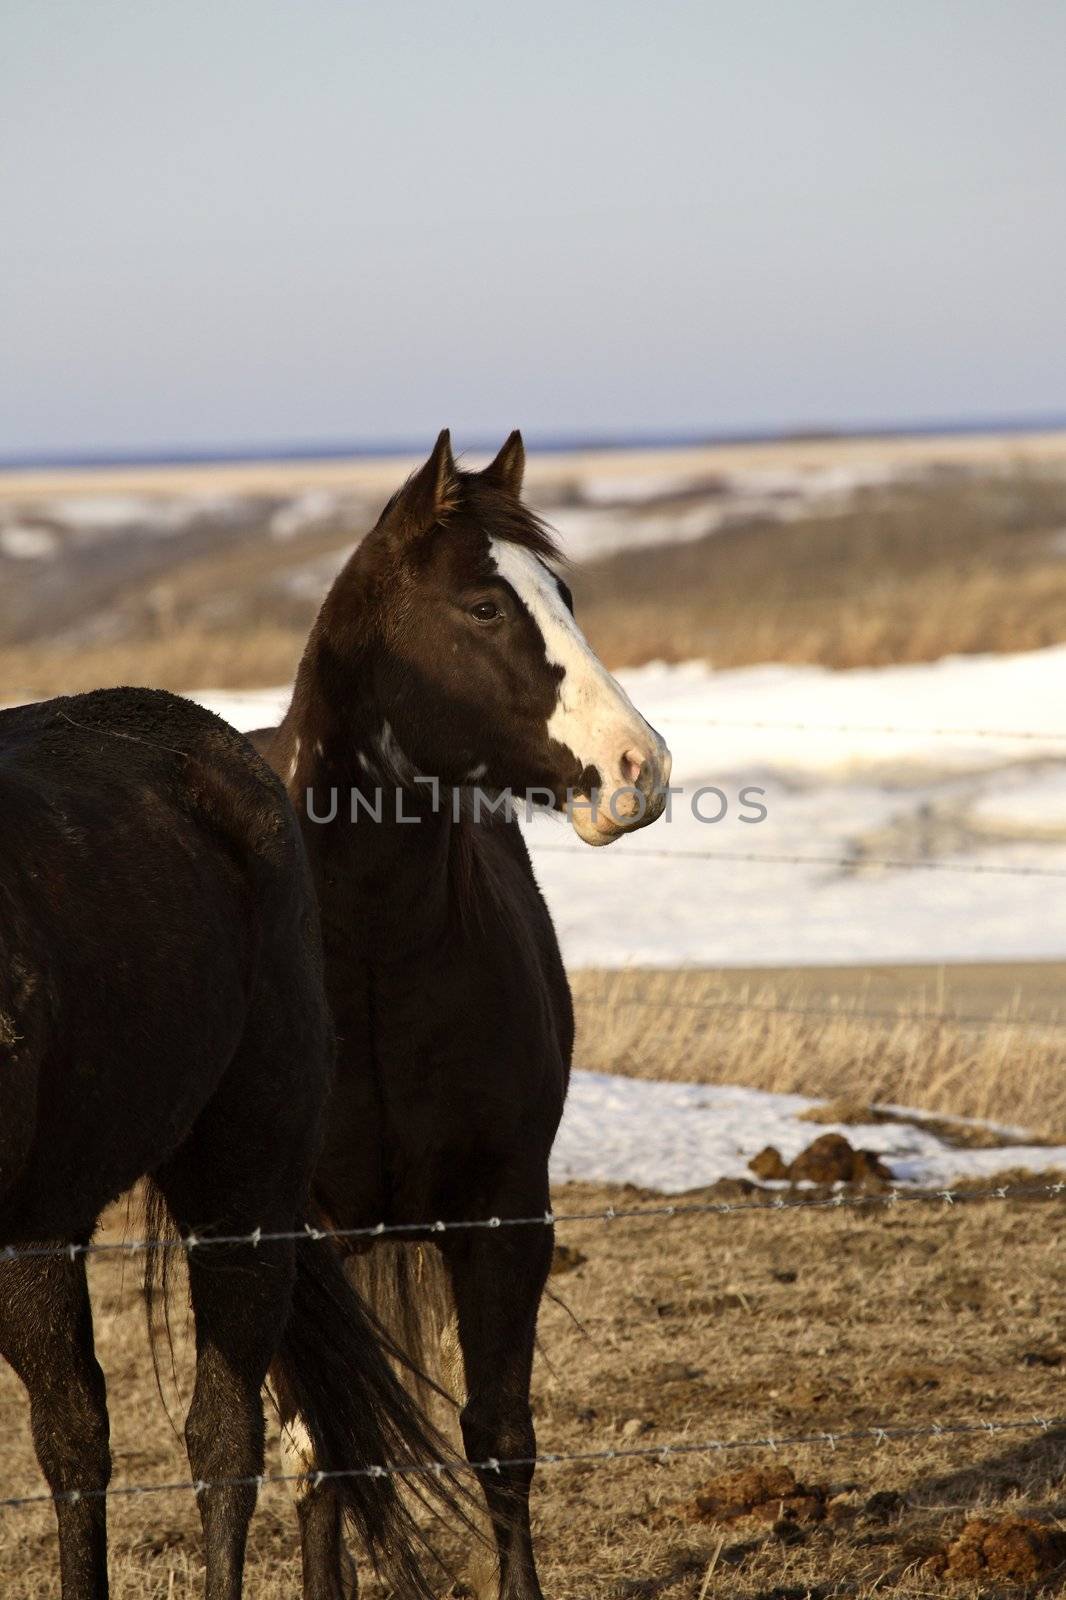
[{"x1": 489, "y1": 539, "x2": 670, "y2": 842}]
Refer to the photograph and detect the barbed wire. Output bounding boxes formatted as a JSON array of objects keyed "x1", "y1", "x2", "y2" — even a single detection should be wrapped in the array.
[
  {"x1": 1, "y1": 1412, "x2": 1061, "y2": 1513},
  {"x1": 4, "y1": 1179, "x2": 1064, "y2": 1267},
  {"x1": 534, "y1": 843, "x2": 1066, "y2": 877},
  {"x1": 573, "y1": 993, "x2": 1066, "y2": 1032},
  {"x1": 655, "y1": 714, "x2": 1066, "y2": 743}
]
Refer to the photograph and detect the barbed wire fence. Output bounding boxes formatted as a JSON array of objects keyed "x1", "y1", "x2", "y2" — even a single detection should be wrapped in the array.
[
  {"x1": 1, "y1": 1178, "x2": 1065, "y2": 1513},
  {"x1": 654, "y1": 713, "x2": 1066, "y2": 742},
  {"x1": 0, "y1": 1175, "x2": 1063, "y2": 1266},
  {"x1": 574, "y1": 993, "x2": 1066, "y2": 1030},
  {"x1": 527, "y1": 707, "x2": 1066, "y2": 876},
  {"x1": 535, "y1": 843, "x2": 1066, "y2": 877},
  {"x1": 3, "y1": 1414, "x2": 1065, "y2": 1513}
]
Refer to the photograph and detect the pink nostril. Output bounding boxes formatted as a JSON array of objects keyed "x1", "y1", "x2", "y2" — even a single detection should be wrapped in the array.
[{"x1": 622, "y1": 749, "x2": 646, "y2": 786}]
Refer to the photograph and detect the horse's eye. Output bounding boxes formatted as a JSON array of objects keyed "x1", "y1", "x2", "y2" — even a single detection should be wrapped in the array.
[{"x1": 471, "y1": 600, "x2": 502, "y2": 623}]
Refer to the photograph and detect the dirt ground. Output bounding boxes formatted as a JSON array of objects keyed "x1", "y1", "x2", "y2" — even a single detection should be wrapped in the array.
[
  {"x1": 0, "y1": 1176, "x2": 1064, "y2": 1599},
  {"x1": 2, "y1": 962, "x2": 1065, "y2": 1596}
]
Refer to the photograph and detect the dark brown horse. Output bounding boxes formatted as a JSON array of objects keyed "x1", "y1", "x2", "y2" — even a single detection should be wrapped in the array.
[
  {"x1": 255, "y1": 432, "x2": 671, "y2": 1600},
  {"x1": 0, "y1": 687, "x2": 460, "y2": 1600}
]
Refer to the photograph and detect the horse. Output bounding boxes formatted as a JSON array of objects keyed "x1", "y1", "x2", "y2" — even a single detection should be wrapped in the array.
[
  {"x1": 253, "y1": 430, "x2": 672, "y2": 1600},
  {"x1": 0, "y1": 686, "x2": 462, "y2": 1600}
]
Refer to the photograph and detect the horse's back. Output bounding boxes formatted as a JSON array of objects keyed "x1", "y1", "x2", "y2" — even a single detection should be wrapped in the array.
[
  {"x1": 3, "y1": 686, "x2": 294, "y2": 845},
  {"x1": 0, "y1": 688, "x2": 324, "y2": 1235}
]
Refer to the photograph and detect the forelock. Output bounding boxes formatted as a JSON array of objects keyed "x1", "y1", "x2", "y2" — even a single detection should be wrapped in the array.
[{"x1": 453, "y1": 474, "x2": 563, "y2": 565}]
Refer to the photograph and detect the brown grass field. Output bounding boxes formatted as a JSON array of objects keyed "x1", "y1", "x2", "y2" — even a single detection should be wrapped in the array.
[
  {"x1": 571, "y1": 962, "x2": 1066, "y2": 1138},
  {"x1": 1, "y1": 963, "x2": 1065, "y2": 1598},
  {"x1": 571, "y1": 473, "x2": 1066, "y2": 674}
]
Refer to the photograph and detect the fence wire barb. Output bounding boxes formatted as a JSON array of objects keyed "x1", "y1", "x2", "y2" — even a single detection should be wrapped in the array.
[
  {"x1": 3, "y1": 1180, "x2": 1064, "y2": 1266},
  {"x1": 1, "y1": 1413, "x2": 1061, "y2": 1513},
  {"x1": 533, "y1": 843, "x2": 1066, "y2": 878}
]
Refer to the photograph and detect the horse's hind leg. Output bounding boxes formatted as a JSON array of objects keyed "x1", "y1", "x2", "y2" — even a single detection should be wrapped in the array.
[
  {"x1": 151, "y1": 1133, "x2": 298, "y2": 1600},
  {"x1": 150, "y1": 919, "x2": 326, "y2": 1598},
  {"x1": 154, "y1": 1174, "x2": 297, "y2": 1600},
  {"x1": 186, "y1": 1234, "x2": 295, "y2": 1600},
  {"x1": 445, "y1": 1222, "x2": 553, "y2": 1600},
  {"x1": 154, "y1": 1083, "x2": 307, "y2": 1600},
  {"x1": 0, "y1": 1252, "x2": 111, "y2": 1599}
]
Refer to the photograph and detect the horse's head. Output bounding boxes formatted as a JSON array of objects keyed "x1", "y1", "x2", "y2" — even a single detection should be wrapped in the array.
[{"x1": 311, "y1": 430, "x2": 672, "y2": 845}]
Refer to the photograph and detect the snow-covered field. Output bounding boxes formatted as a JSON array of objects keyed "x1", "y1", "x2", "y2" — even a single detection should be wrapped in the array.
[
  {"x1": 550, "y1": 1072, "x2": 1066, "y2": 1194},
  {"x1": 198, "y1": 642, "x2": 1066, "y2": 972}
]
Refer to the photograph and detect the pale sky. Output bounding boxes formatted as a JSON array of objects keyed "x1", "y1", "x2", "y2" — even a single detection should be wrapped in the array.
[{"x1": 2, "y1": 1, "x2": 1064, "y2": 457}]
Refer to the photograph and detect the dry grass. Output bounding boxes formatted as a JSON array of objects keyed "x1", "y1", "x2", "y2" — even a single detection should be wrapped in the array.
[
  {"x1": 0, "y1": 626, "x2": 305, "y2": 703},
  {"x1": 572, "y1": 474, "x2": 1066, "y2": 671},
  {"x1": 5, "y1": 470, "x2": 1066, "y2": 702},
  {"x1": 570, "y1": 962, "x2": 1066, "y2": 1139},
  {"x1": 1, "y1": 1186, "x2": 1065, "y2": 1597}
]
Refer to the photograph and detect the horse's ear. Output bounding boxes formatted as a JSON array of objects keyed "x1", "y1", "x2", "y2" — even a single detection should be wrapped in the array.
[
  {"x1": 387, "y1": 429, "x2": 457, "y2": 537},
  {"x1": 482, "y1": 430, "x2": 525, "y2": 498}
]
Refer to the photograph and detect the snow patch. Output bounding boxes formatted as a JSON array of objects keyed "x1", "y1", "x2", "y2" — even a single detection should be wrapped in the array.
[
  {"x1": 969, "y1": 769, "x2": 1066, "y2": 832},
  {"x1": 270, "y1": 490, "x2": 342, "y2": 541},
  {"x1": 0, "y1": 525, "x2": 60, "y2": 561},
  {"x1": 275, "y1": 548, "x2": 352, "y2": 602},
  {"x1": 550, "y1": 1072, "x2": 1066, "y2": 1194},
  {"x1": 39, "y1": 493, "x2": 242, "y2": 541}
]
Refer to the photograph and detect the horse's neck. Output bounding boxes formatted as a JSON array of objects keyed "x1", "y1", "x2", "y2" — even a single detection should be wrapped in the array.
[{"x1": 277, "y1": 692, "x2": 456, "y2": 955}]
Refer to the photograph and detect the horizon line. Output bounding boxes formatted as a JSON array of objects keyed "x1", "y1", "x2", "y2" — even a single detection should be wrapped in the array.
[{"x1": 4, "y1": 410, "x2": 1066, "y2": 473}]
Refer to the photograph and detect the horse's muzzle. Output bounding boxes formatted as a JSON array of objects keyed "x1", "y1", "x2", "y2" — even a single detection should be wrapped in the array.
[{"x1": 570, "y1": 729, "x2": 673, "y2": 846}]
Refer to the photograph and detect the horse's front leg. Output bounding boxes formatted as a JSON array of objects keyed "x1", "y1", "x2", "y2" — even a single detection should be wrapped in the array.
[
  {"x1": 445, "y1": 1221, "x2": 553, "y2": 1600},
  {"x1": 0, "y1": 1251, "x2": 112, "y2": 1599}
]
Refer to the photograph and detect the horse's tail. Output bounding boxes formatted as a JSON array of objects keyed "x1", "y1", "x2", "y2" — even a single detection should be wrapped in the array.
[
  {"x1": 343, "y1": 1240, "x2": 462, "y2": 1419},
  {"x1": 140, "y1": 1186, "x2": 469, "y2": 1596},
  {"x1": 275, "y1": 1218, "x2": 467, "y2": 1596}
]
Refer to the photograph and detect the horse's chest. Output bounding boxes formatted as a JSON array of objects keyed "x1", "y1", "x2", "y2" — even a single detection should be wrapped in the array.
[
  {"x1": 330, "y1": 951, "x2": 565, "y2": 1148},
  {"x1": 314, "y1": 852, "x2": 570, "y2": 1218}
]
